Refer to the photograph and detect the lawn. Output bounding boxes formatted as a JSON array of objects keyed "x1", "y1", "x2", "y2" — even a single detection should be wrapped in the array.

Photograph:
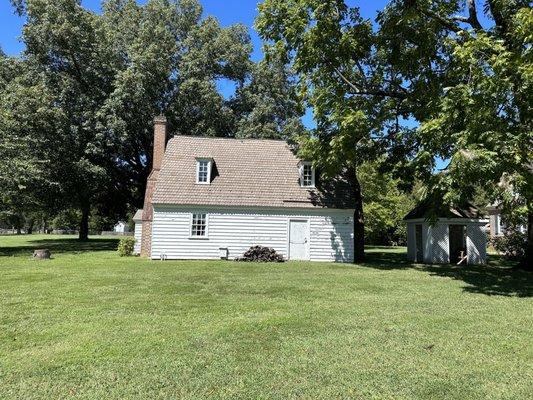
[{"x1": 0, "y1": 235, "x2": 532, "y2": 399}]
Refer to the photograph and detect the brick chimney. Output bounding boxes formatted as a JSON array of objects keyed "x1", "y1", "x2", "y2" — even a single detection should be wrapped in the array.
[
  {"x1": 140, "y1": 115, "x2": 167, "y2": 258},
  {"x1": 152, "y1": 115, "x2": 167, "y2": 171}
]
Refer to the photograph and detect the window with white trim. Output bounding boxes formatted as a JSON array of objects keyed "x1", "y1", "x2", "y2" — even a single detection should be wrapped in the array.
[
  {"x1": 196, "y1": 158, "x2": 212, "y2": 184},
  {"x1": 190, "y1": 213, "x2": 207, "y2": 237},
  {"x1": 300, "y1": 162, "x2": 315, "y2": 187}
]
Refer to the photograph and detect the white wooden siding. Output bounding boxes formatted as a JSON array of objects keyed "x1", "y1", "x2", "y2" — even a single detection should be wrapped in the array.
[
  {"x1": 467, "y1": 224, "x2": 487, "y2": 265},
  {"x1": 151, "y1": 206, "x2": 354, "y2": 262},
  {"x1": 133, "y1": 223, "x2": 142, "y2": 255},
  {"x1": 405, "y1": 219, "x2": 487, "y2": 265},
  {"x1": 424, "y1": 223, "x2": 449, "y2": 264}
]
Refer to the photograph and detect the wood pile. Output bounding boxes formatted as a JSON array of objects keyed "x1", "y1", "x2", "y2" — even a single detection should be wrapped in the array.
[{"x1": 236, "y1": 246, "x2": 285, "y2": 262}]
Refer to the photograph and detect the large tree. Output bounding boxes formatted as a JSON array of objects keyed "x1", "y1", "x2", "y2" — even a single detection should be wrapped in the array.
[
  {"x1": 8, "y1": 0, "x2": 122, "y2": 239},
  {"x1": 257, "y1": 0, "x2": 532, "y2": 264}
]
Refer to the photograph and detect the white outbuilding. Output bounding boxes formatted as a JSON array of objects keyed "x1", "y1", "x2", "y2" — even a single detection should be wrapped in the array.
[
  {"x1": 404, "y1": 203, "x2": 488, "y2": 265},
  {"x1": 113, "y1": 221, "x2": 130, "y2": 233}
]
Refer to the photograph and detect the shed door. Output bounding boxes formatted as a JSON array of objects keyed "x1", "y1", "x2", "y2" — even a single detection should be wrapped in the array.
[
  {"x1": 449, "y1": 225, "x2": 466, "y2": 264},
  {"x1": 415, "y1": 224, "x2": 423, "y2": 262},
  {"x1": 289, "y1": 220, "x2": 309, "y2": 260}
]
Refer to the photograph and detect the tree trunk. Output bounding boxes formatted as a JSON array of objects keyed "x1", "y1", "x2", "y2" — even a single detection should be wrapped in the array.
[
  {"x1": 27, "y1": 218, "x2": 34, "y2": 235},
  {"x1": 79, "y1": 204, "x2": 90, "y2": 241},
  {"x1": 520, "y1": 212, "x2": 532, "y2": 270},
  {"x1": 348, "y1": 167, "x2": 365, "y2": 262}
]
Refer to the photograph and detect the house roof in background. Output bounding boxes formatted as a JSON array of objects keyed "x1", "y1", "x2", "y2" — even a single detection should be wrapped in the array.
[
  {"x1": 152, "y1": 136, "x2": 355, "y2": 209},
  {"x1": 403, "y1": 201, "x2": 483, "y2": 220}
]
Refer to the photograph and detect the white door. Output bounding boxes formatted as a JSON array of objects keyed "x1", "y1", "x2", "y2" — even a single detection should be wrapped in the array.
[{"x1": 289, "y1": 219, "x2": 309, "y2": 260}]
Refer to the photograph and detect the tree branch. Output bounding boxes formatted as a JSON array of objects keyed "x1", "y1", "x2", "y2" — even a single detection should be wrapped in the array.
[
  {"x1": 329, "y1": 62, "x2": 408, "y2": 99},
  {"x1": 452, "y1": 0, "x2": 483, "y2": 31},
  {"x1": 487, "y1": 0, "x2": 509, "y2": 36},
  {"x1": 416, "y1": 6, "x2": 462, "y2": 33}
]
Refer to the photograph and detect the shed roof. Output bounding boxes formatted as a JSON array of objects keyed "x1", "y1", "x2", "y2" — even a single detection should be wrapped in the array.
[
  {"x1": 152, "y1": 135, "x2": 355, "y2": 209},
  {"x1": 403, "y1": 201, "x2": 482, "y2": 220}
]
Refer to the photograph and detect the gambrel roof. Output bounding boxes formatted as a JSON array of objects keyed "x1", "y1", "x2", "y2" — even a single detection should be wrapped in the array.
[{"x1": 152, "y1": 136, "x2": 354, "y2": 209}]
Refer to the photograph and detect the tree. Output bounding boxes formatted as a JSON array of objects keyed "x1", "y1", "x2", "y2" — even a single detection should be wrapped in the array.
[
  {"x1": 257, "y1": 0, "x2": 414, "y2": 261},
  {"x1": 257, "y1": 0, "x2": 532, "y2": 265},
  {"x1": 10, "y1": 0, "x2": 121, "y2": 240},
  {"x1": 101, "y1": 0, "x2": 305, "y2": 208}
]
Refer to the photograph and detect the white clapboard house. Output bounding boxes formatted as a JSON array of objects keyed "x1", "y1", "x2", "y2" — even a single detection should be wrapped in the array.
[{"x1": 134, "y1": 116, "x2": 355, "y2": 262}]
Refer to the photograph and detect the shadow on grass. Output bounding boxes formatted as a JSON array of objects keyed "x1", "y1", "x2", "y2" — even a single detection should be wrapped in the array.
[
  {"x1": 0, "y1": 237, "x2": 120, "y2": 257},
  {"x1": 364, "y1": 250, "x2": 532, "y2": 298}
]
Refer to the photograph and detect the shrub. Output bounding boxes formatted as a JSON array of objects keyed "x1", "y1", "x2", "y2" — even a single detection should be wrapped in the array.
[
  {"x1": 490, "y1": 229, "x2": 527, "y2": 261},
  {"x1": 236, "y1": 245, "x2": 285, "y2": 262},
  {"x1": 117, "y1": 236, "x2": 136, "y2": 257}
]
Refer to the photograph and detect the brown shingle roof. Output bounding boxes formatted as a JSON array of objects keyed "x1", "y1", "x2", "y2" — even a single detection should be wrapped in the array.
[
  {"x1": 404, "y1": 200, "x2": 482, "y2": 220},
  {"x1": 152, "y1": 136, "x2": 354, "y2": 209}
]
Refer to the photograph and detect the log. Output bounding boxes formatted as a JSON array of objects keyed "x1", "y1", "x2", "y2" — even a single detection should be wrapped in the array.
[{"x1": 33, "y1": 249, "x2": 51, "y2": 260}]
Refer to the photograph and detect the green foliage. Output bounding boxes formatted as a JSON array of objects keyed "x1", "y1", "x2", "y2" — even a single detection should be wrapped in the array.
[
  {"x1": 233, "y1": 59, "x2": 305, "y2": 140},
  {"x1": 491, "y1": 229, "x2": 528, "y2": 261},
  {"x1": 359, "y1": 162, "x2": 416, "y2": 245},
  {"x1": 51, "y1": 209, "x2": 81, "y2": 231},
  {"x1": 117, "y1": 236, "x2": 135, "y2": 257},
  {"x1": 88, "y1": 212, "x2": 116, "y2": 233}
]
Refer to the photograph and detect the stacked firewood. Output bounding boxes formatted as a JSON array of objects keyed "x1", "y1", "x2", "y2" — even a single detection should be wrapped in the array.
[{"x1": 236, "y1": 246, "x2": 285, "y2": 262}]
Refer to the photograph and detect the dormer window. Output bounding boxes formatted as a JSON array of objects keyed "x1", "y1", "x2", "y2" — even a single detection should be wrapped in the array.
[
  {"x1": 300, "y1": 161, "x2": 315, "y2": 187},
  {"x1": 196, "y1": 158, "x2": 212, "y2": 184}
]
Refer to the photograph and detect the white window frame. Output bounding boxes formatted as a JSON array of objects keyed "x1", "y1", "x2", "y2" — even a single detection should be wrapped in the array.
[
  {"x1": 299, "y1": 161, "x2": 315, "y2": 188},
  {"x1": 196, "y1": 158, "x2": 212, "y2": 184},
  {"x1": 189, "y1": 212, "x2": 209, "y2": 239}
]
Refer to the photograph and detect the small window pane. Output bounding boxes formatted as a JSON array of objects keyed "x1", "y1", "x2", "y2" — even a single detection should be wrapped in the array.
[
  {"x1": 191, "y1": 213, "x2": 207, "y2": 237},
  {"x1": 198, "y1": 161, "x2": 209, "y2": 183},
  {"x1": 302, "y1": 164, "x2": 313, "y2": 187}
]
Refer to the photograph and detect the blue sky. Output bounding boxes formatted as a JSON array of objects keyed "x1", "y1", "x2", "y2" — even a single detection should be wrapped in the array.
[{"x1": 1, "y1": 0, "x2": 392, "y2": 57}]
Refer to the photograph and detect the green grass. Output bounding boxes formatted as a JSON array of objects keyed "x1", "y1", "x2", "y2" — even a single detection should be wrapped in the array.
[{"x1": 1, "y1": 235, "x2": 532, "y2": 399}]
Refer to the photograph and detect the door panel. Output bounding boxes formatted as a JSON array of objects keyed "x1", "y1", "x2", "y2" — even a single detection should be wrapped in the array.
[{"x1": 289, "y1": 220, "x2": 309, "y2": 260}]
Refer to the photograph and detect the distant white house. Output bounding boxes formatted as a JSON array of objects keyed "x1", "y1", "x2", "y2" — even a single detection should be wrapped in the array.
[
  {"x1": 114, "y1": 221, "x2": 130, "y2": 234},
  {"x1": 486, "y1": 204, "x2": 526, "y2": 238},
  {"x1": 134, "y1": 116, "x2": 355, "y2": 262},
  {"x1": 404, "y1": 203, "x2": 488, "y2": 265}
]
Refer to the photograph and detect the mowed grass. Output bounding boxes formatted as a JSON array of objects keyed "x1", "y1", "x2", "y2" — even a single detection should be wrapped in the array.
[{"x1": 0, "y1": 235, "x2": 532, "y2": 399}]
